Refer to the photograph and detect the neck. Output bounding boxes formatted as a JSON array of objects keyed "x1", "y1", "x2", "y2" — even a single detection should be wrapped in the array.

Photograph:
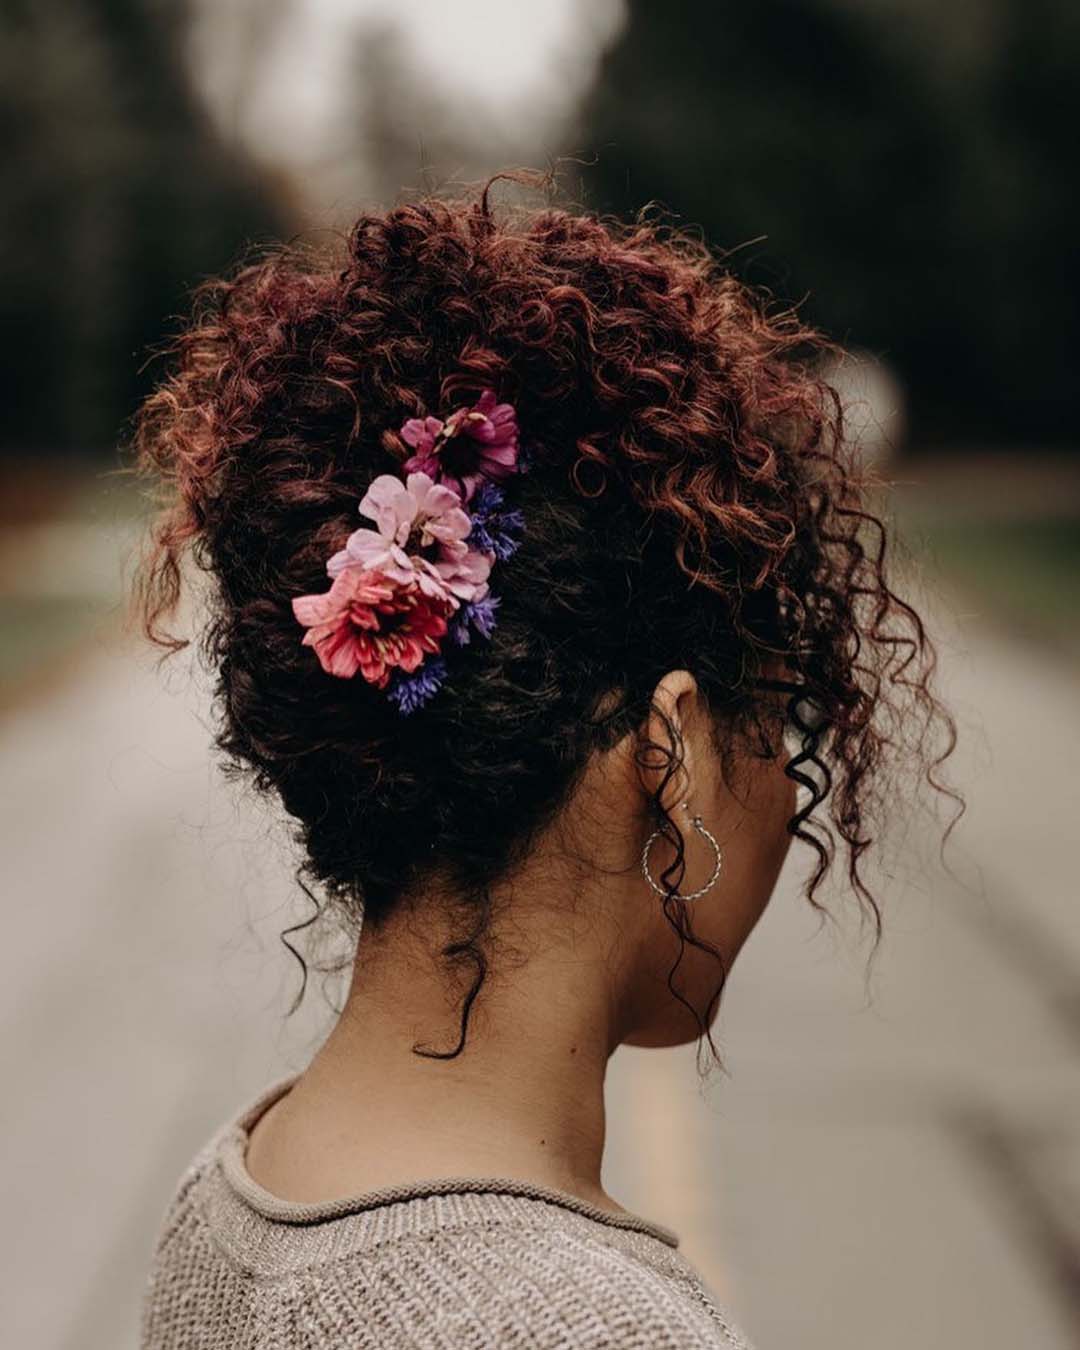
[{"x1": 267, "y1": 894, "x2": 629, "y2": 1212}]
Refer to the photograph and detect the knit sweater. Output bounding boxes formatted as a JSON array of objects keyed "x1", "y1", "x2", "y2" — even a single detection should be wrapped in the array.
[{"x1": 140, "y1": 1076, "x2": 757, "y2": 1349}]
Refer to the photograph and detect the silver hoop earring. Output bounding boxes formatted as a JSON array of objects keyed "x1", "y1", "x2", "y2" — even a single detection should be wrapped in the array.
[{"x1": 641, "y1": 801, "x2": 723, "y2": 901}]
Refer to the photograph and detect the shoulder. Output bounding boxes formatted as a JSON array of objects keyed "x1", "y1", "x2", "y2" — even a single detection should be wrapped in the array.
[
  {"x1": 226, "y1": 1213, "x2": 754, "y2": 1349},
  {"x1": 411, "y1": 1218, "x2": 757, "y2": 1349},
  {"x1": 142, "y1": 1101, "x2": 757, "y2": 1349}
]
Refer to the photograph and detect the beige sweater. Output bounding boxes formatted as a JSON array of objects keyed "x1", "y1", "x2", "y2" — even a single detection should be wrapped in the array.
[{"x1": 140, "y1": 1077, "x2": 757, "y2": 1349}]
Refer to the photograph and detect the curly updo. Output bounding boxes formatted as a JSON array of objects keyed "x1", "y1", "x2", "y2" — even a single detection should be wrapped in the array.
[{"x1": 131, "y1": 171, "x2": 955, "y2": 1059}]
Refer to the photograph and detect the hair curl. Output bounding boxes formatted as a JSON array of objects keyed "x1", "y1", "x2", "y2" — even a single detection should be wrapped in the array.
[{"x1": 129, "y1": 170, "x2": 956, "y2": 1063}]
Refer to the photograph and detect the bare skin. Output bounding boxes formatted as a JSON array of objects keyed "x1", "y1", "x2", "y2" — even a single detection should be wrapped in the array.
[{"x1": 245, "y1": 669, "x2": 796, "y2": 1217}]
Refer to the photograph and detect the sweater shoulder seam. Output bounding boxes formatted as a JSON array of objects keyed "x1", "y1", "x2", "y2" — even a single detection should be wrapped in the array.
[{"x1": 193, "y1": 1191, "x2": 690, "y2": 1284}]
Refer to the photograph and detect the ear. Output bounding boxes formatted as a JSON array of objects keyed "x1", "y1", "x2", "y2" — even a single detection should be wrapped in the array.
[{"x1": 639, "y1": 669, "x2": 702, "y2": 816}]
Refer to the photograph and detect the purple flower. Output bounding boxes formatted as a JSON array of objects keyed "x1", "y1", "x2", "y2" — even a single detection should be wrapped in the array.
[
  {"x1": 467, "y1": 592, "x2": 501, "y2": 638},
  {"x1": 447, "y1": 593, "x2": 502, "y2": 646},
  {"x1": 466, "y1": 480, "x2": 525, "y2": 562},
  {"x1": 386, "y1": 655, "x2": 449, "y2": 714}
]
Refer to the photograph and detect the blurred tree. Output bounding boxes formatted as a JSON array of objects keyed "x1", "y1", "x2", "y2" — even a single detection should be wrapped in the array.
[
  {"x1": 570, "y1": 0, "x2": 1079, "y2": 445},
  {"x1": 0, "y1": 0, "x2": 290, "y2": 455},
  {"x1": 333, "y1": 20, "x2": 547, "y2": 225}
]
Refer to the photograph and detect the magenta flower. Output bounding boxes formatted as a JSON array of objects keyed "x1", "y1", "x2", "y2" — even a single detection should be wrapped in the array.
[
  {"x1": 399, "y1": 415, "x2": 444, "y2": 459},
  {"x1": 402, "y1": 389, "x2": 519, "y2": 501},
  {"x1": 327, "y1": 470, "x2": 492, "y2": 606},
  {"x1": 291, "y1": 566, "x2": 450, "y2": 685}
]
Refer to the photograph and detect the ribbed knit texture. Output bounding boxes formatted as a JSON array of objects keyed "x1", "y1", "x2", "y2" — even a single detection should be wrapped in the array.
[{"x1": 140, "y1": 1077, "x2": 757, "y2": 1349}]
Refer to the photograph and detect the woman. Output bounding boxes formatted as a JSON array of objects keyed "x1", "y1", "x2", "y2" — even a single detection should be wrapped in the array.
[{"x1": 134, "y1": 174, "x2": 953, "y2": 1348}]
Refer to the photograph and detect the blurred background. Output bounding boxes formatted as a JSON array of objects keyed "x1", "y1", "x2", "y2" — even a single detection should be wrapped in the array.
[{"x1": 2, "y1": 2, "x2": 1078, "y2": 1347}]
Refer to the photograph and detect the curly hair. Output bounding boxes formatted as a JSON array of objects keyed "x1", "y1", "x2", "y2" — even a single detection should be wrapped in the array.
[{"x1": 129, "y1": 170, "x2": 956, "y2": 1063}]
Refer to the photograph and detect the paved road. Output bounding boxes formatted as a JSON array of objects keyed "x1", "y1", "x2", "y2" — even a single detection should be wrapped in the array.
[{"x1": 1, "y1": 561, "x2": 1077, "y2": 1348}]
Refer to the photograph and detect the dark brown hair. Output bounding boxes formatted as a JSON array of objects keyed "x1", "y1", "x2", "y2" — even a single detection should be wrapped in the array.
[{"x1": 130, "y1": 171, "x2": 956, "y2": 1061}]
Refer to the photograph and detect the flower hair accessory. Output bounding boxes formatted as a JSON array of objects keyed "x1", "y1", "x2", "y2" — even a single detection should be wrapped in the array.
[{"x1": 291, "y1": 389, "x2": 526, "y2": 714}]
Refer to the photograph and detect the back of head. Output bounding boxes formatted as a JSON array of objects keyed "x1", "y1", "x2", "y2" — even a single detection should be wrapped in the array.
[{"x1": 131, "y1": 172, "x2": 952, "y2": 1052}]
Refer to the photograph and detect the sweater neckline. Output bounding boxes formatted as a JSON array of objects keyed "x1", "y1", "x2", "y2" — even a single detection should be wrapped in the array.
[{"x1": 218, "y1": 1074, "x2": 680, "y2": 1249}]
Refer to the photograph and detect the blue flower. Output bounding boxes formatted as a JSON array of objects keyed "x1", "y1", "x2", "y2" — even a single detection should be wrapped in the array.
[
  {"x1": 446, "y1": 609, "x2": 472, "y2": 647},
  {"x1": 446, "y1": 593, "x2": 501, "y2": 646},
  {"x1": 465, "y1": 592, "x2": 501, "y2": 639},
  {"x1": 386, "y1": 655, "x2": 449, "y2": 714},
  {"x1": 466, "y1": 480, "x2": 524, "y2": 561}
]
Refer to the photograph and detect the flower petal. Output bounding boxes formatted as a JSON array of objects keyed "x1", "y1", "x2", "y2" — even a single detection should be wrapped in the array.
[
  {"x1": 359, "y1": 475, "x2": 416, "y2": 543},
  {"x1": 401, "y1": 416, "x2": 443, "y2": 452},
  {"x1": 292, "y1": 592, "x2": 338, "y2": 627}
]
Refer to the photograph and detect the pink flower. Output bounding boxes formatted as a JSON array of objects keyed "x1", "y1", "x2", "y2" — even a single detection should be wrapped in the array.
[
  {"x1": 401, "y1": 389, "x2": 519, "y2": 501},
  {"x1": 291, "y1": 565, "x2": 451, "y2": 685},
  {"x1": 327, "y1": 470, "x2": 492, "y2": 605}
]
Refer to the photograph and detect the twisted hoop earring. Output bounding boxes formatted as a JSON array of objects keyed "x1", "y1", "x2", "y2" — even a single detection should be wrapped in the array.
[{"x1": 641, "y1": 801, "x2": 723, "y2": 901}]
